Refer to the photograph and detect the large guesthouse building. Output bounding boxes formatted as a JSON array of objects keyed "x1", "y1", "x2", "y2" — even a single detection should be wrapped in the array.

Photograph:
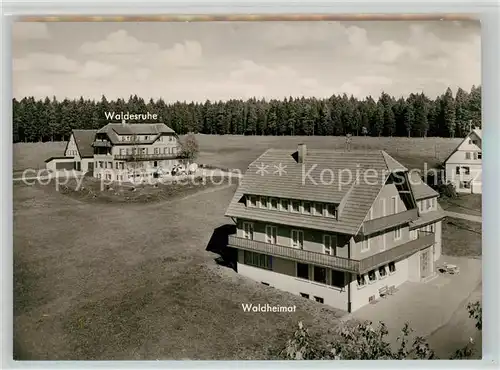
[
  {"x1": 92, "y1": 121, "x2": 182, "y2": 181},
  {"x1": 45, "y1": 121, "x2": 183, "y2": 181},
  {"x1": 225, "y1": 144, "x2": 445, "y2": 312}
]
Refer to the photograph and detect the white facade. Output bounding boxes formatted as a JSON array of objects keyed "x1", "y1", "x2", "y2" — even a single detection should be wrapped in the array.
[{"x1": 444, "y1": 130, "x2": 482, "y2": 194}]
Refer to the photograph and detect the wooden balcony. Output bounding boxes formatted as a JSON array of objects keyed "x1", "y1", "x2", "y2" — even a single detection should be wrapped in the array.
[
  {"x1": 228, "y1": 230, "x2": 435, "y2": 275},
  {"x1": 114, "y1": 153, "x2": 180, "y2": 161},
  {"x1": 228, "y1": 235, "x2": 360, "y2": 273},
  {"x1": 358, "y1": 231, "x2": 435, "y2": 273},
  {"x1": 361, "y1": 208, "x2": 418, "y2": 236}
]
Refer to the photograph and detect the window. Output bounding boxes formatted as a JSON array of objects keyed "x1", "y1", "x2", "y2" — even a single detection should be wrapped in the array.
[
  {"x1": 325, "y1": 204, "x2": 337, "y2": 218},
  {"x1": 394, "y1": 227, "x2": 402, "y2": 240},
  {"x1": 391, "y1": 196, "x2": 397, "y2": 214},
  {"x1": 314, "y1": 296, "x2": 324, "y2": 304},
  {"x1": 388, "y1": 262, "x2": 396, "y2": 273},
  {"x1": 244, "y1": 251, "x2": 271, "y2": 269},
  {"x1": 468, "y1": 139, "x2": 472, "y2": 144},
  {"x1": 260, "y1": 197, "x2": 268, "y2": 208},
  {"x1": 473, "y1": 152, "x2": 478, "y2": 160},
  {"x1": 460, "y1": 181, "x2": 471, "y2": 189},
  {"x1": 368, "y1": 270, "x2": 377, "y2": 283},
  {"x1": 313, "y1": 266, "x2": 327, "y2": 284},
  {"x1": 145, "y1": 136, "x2": 149, "y2": 141},
  {"x1": 270, "y1": 198, "x2": 278, "y2": 210},
  {"x1": 357, "y1": 274, "x2": 366, "y2": 287},
  {"x1": 455, "y1": 166, "x2": 460, "y2": 175},
  {"x1": 478, "y1": 152, "x2": 482, "y2": 159},
  {"x1": 302, "y1": 202, "x2": 311, "y2": 214},
  {"x1": 154, "y1": 161, "x2": 158, "y2": 167},
  {"x1": 300, "y1": 293, "x2": 309, "y2": 299},
  {"x1": 380, "y1": 198, "x2": 386, "y2": 217},
  {"x1": 361, "y1": 237, "x2": 370, "y2": 252},
  {"x1": 291, "y1": 230, "x2": 304, "y2": 249},
  {"x1": 291, "y1": 200, "x2": 301, "y2": 213},
  {"x1": 314, "y1": 203, "x2": 323, "y2": 216},
  {"x1": 379, "y1": 266, "x2": 387, "y2": 278},
  {"x1": 426, "y1": 198, "x2": 431, "y2": 210},
  {"x1": 108, "y1": 162, "x2": 112, "y2": 168},
  {"x1": 465, "y1": 152, "x2": 471, "y2": 160},
  {"x1": 280, "y1": 199, "x2": 289, "y2": 211},
  {"x1": 243, "y1": 222, "x2": 254, "y2": 240},
  {"x1": 472, "y1": 140, "x2": 477, "y2": 145},
  {"x1": 323, "y1": 234, "x2": 336, "y2": 255},
  {"x1": 154, "y1": 148, "x2": 159, "y2": 154},
  {"x1": 297, "y1": 263, "x2": 309, "y2": 280},
  {"x1": 248, "y1": 196, "x2": 257, "y2": 207},
  {"x1": 331, "y1": 270, "x2": 345, "y2": 288},
  {"x1": 120, "y1": 162, "x2": 125, "y2": 170},
  {"x1": 381, "y1": 232, "x2": 386, "y2": 251},
  {"x1": 265, "y1": 225, "x2": 277, "y2": 245},
  {"x1": 430, "y1": 223, "x2": 435, "y2": 233},
  {"x1": 463, "y1": 166, "x2": 470, "y2": 175}
]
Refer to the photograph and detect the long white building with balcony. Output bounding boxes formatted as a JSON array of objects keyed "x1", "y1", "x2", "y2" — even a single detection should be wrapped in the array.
[{"x1": 92, "y1": 121, "x2": 182, "y2": 181}]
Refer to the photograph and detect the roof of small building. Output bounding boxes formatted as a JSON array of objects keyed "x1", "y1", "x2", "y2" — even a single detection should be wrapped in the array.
[
  {"x1": 72, "y1": 129, "x2": 97, "y2": 158},
  {"x1": 225, "y1": 148, "x2": 414, "y2": 236},
  {"x1": 96, "y1": 123, "x2": 176, "y2": 144},
  {"x1": 472, "y1": 128, "x2": 482, "y2": 139}
]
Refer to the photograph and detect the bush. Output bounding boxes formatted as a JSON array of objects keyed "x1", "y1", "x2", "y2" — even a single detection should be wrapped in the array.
[{"x1": 280, "y1": 320, "x2": 434, "y2": 360}]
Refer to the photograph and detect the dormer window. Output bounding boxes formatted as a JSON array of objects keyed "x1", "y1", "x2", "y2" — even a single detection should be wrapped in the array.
[
  {"x1": 325, "y1": 204, "x2": 337, "y2": 218},
  {"x1": 314, "y1": 203, "x2": 323, "y2": 216},
  {"x1": 291, "y1": 200, "x2": 301, "y2": 213},
  {"x1": 260, "y1": 196, "x2": 268, "y2": 209},
  {"x1": 247, "y1": 195, "x2": 257, "y2": 207},
  {"x1": 478, "y1": 152, "x2": 482, "y2": 159},
  {"x1": 302, "y1": 202, "x2": 311, "y2": 215},
  {"x1": 270, "y1": 198, "x2": 278, "y2": 210},
  {"x1": 280, "y1": 199, "x2": 289, "y2": 211}
]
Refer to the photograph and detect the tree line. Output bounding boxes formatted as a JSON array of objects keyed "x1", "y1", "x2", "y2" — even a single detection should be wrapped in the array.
[{"x1": 13, "y1": 85, "x2": 481, "y2": 143}]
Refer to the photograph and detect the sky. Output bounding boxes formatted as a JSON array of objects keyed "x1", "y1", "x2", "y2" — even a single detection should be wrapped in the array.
[{"x1": 12, "y1": 20, "x2": 481, "y2": 102}]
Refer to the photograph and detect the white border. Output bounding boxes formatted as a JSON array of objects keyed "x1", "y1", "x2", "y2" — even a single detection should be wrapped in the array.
[{"x1": 2, "y1": 0, "x2": 499, "y2": 369}]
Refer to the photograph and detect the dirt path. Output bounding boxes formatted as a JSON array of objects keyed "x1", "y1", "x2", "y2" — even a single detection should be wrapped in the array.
[
  {"x1": 445, "y1": 211, "x2": 482, "y2": 223},
  {"x1": 425, "y1": 282, "x2": 482, "y2": 359}
]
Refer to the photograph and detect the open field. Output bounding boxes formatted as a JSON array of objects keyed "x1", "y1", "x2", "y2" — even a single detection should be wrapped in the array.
[
  {"x1": 439, "y1": 194, "x2": 482, "y2": 217},
  {"x1": 13, "y1": 135, "x2": 462, "y2": 173},
  {"x1": 14, "y1": 181, "x2": 345, "y2": 360},
  {"x1": 442, "y1": 218, "x2": 482, "y2": 258}
]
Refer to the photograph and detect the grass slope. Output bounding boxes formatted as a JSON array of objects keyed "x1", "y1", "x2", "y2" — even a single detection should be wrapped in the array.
[{"x1": 14, "y1": 182, "x2": 344, "y2": 360}]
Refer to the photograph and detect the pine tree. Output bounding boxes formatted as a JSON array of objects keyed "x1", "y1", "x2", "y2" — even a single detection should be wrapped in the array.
[{"x1": 443, "y1": 87, "x2": 456, "y2": 137}]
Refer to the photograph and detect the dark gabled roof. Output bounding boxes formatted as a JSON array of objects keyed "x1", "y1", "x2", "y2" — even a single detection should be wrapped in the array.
[
  {"x1": 96, "y1": 123, "x2": 176, "y2": 145},
  {"x1": 408, "y1": 171, "x2": 439, "y2": 200},
  {"x1": 45, "y1": 156, "x2": 72, "y2": 163},
  {"x1": 72, "y1": 130, "x2": 97, "y2": 158},
  {"x1": 225, "y1": 149, "x2": 408, "y2": 236}
]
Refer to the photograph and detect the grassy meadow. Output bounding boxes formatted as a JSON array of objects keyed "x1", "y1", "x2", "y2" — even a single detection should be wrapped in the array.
[{"x1": 13, "y1": 135, "x2": 462, "y2": 173}]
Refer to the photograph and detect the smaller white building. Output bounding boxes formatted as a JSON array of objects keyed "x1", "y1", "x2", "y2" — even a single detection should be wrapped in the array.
[
  {"x1": 444, "y1": 128, "x2": 482, "y2": 194},
  {"x1": 45, "y1": 130, "x2": 96, "y2": 173}
]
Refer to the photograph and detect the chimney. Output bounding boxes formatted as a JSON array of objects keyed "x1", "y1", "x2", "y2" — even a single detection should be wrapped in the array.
[{"x1": 298, "y1": 143, "x2": 307, "y2": 163}]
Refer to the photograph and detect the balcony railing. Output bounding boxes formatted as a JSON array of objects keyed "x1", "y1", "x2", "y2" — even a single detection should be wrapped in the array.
[
  {"x1": 114, "y1": 153, "x2": 180, "y2": 161},
  {"x1": 361, "y1": 208, "x2": 418, "y2": 236},
  {"x1": 228, "y1": 230, "x2": 435, "y2": 275},
  {"x1": 228, "y1": 235, "x2": 360, "y2": 273},
  {"x1": 358, "y1": 231, "x2": 435, "y2": 273}
]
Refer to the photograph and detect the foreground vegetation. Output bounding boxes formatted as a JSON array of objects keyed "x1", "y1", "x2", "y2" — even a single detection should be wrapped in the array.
[
  {"x1": 279, "y1": 301, "x2": 482, "y2": 360},
  {"x1": 14, "y1": 86, "x2": 480, "y2": 142}
]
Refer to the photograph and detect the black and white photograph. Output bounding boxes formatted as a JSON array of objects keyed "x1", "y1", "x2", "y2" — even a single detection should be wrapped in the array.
[{"x1": 12, "y1": 18, "x2": 482, "y2": 360}]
